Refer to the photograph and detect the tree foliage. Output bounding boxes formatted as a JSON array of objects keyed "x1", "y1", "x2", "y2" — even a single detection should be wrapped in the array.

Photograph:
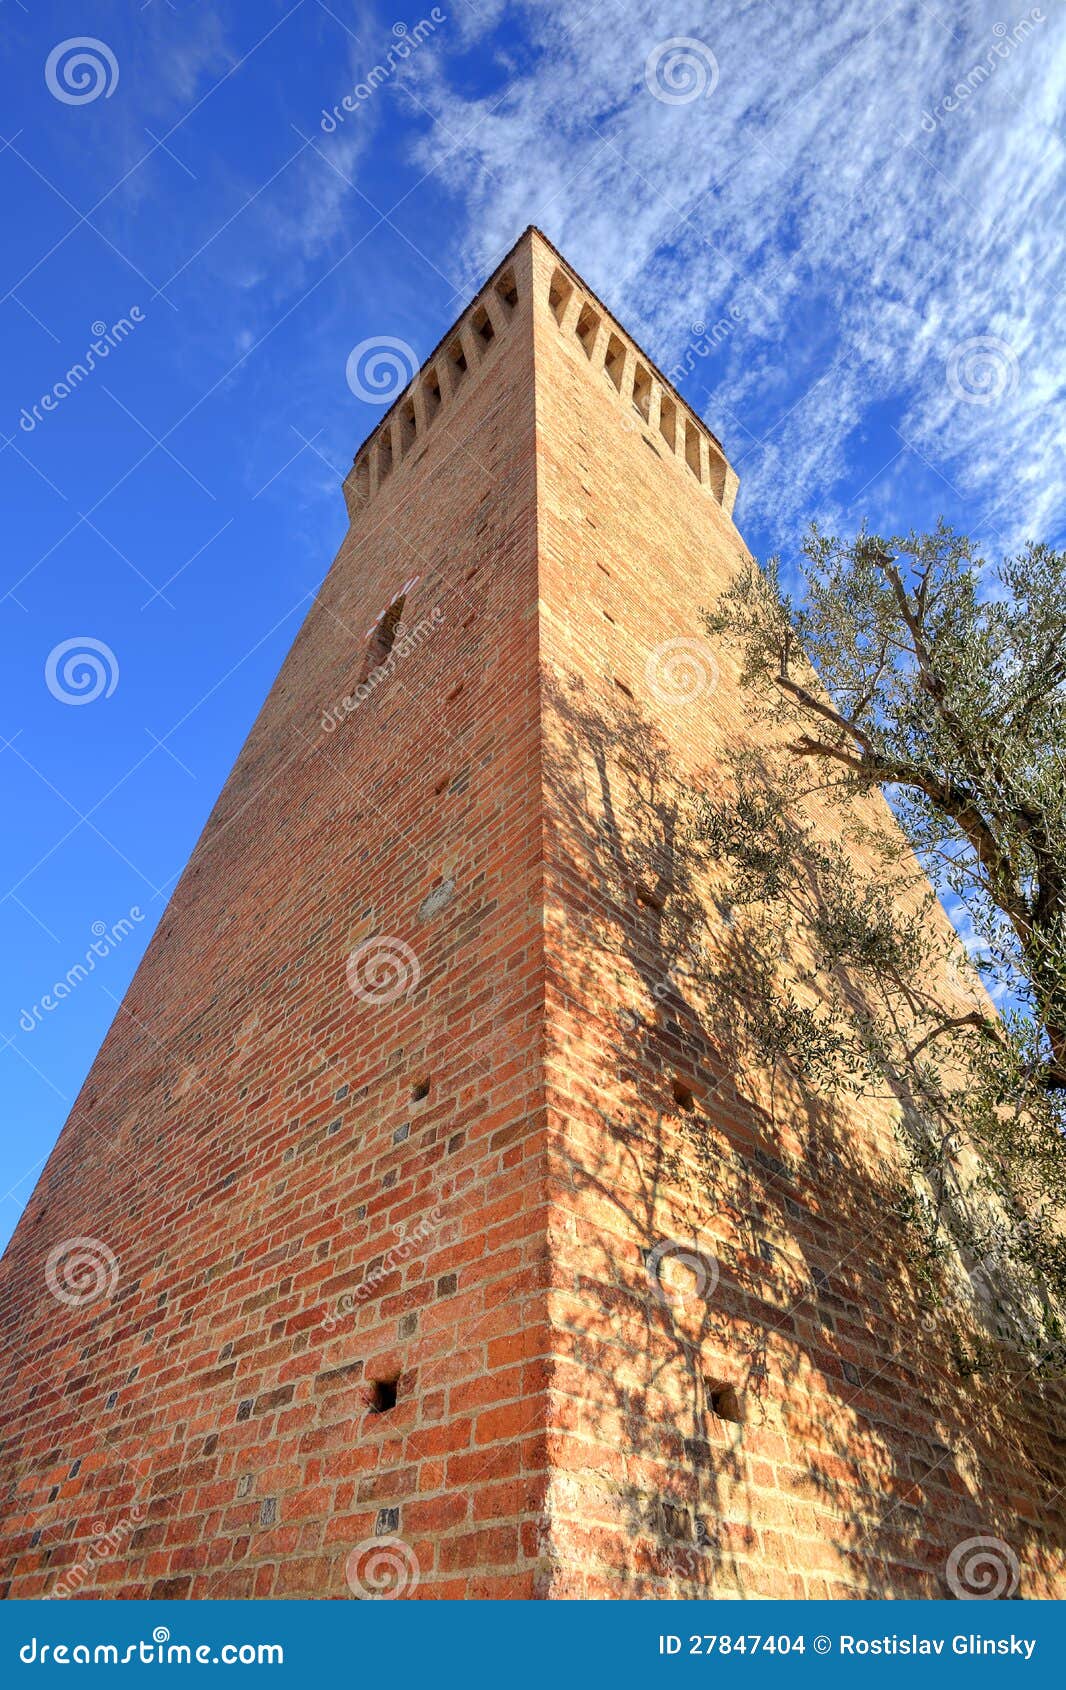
[{"x1": 698, "y1": 522, "x2": 1066, "y2": 1372}]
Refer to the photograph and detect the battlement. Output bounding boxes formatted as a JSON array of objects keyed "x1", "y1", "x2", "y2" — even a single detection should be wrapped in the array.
[
  {"x1": 342, "y1": 227, "x2": 738, "y2": 523},
  {"x1": 341, "y1": 246, "x2": 525, "y2": 521},
  {"x1": 533, "y1": 234, "x2": 739, "y2": 519}
]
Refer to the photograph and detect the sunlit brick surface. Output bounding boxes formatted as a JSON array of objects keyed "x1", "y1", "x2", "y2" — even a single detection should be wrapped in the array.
[{"x1": 1, "y1": 230, "x2": 1063, "y2": 1599}]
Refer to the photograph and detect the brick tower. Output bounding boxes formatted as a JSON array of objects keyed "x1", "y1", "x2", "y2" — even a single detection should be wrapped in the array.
[{"x1": 1, "y1": 229, "x2": 1064, "y2": 1601}]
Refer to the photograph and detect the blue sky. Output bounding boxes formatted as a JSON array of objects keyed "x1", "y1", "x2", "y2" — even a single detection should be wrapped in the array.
[{"x1": 1, "y1": 0, "x2": 1063, "y2": 1251}]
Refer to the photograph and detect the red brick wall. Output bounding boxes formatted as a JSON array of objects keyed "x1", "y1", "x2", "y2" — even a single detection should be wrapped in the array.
[
  {"x1": 2, "y1": 229, "x2": 1063, "y2": 1602},
  {"x1": 0, "y1": 238, "x2": 552, "y2": 1600},
  {"x1": 528, "y1": 232, "x2": 1066, "y2": 1598}
]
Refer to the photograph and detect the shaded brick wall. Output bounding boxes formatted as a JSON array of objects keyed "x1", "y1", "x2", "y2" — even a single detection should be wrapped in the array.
[{"x1": 528, "y1": 232, "x2": 1066, "y2": 1598}]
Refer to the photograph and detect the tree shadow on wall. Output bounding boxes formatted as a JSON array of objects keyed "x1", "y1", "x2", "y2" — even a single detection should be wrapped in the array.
[{"x1": 539, "y1": 669, "x2": 1066, "y2": 1599}]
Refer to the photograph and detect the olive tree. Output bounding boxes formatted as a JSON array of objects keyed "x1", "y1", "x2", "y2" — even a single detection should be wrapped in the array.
[{"x1": 697, "y1": 522, "x2": 1066, "y2": 1371}]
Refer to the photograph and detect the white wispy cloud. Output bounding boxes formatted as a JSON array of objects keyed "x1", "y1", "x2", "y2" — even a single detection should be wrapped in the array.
[{"x1": 405, "y1": 0, "x2": 1066, "y2": 553}]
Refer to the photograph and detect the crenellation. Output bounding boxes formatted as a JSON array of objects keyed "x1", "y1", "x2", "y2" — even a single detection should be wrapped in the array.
[
  {"x1": 342, "y1": 245, "x2": 529, "y2": 523},
  {"x1": 342, "y1": 228, "x2": 739, "y2": 527},
  {"x1": 535, "y1": 235, "x2": 736, "y2": 515}
]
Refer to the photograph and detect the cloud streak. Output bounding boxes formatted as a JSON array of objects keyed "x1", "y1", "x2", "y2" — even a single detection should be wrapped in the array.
[{"x1": 409, "y1": 0, "x2": 1066, "y2": 553}]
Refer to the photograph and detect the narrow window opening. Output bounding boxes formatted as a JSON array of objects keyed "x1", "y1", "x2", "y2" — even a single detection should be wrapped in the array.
[
  {"x1": 399, "y1": 399, "x2": 417, "y2": 454},
  {"x1": 575, "y1": 302, "x2": 600, "y2": 358},
  {"x1": 602, "y1": 610, "x2": 615, "y2": 624},
  {"x1": 448, "y1": 337, "x2": 468, "y2": 378},
  {"x1": 636, "y1": 885, "x2": 665, "y2": 913},
  {"x1": 659, "y1": 395, "x2": 677, "y2": 451},
  {"x1": 445, "y1": 680, "x2": 464, "y2": 704},
  {"x1": 632, "y1": 363, "x2": 652, "y2": 421},
  {"x1": 548, "y1": 268, "x2": 573, "y2": 324},
  {"x1": 471, "y1": 304, "x2": 495, "y2": 347},
  {"x1": 423, "y1": 368, "x2": 442, "y2": 420},
  {"x1": 614, "y1": 677, "x2": 635, "y2": 701},
  {"x1": 362, "y1": 594, "x2": 406, "y2": 681},
  {"x1": 411, "y1": 1077, "x2": 431, "y2": 1102},
  {"x1": 352, "y1": 456, "x2": 371, "y2": 508},
  {"x1": 705, "y1": 1380, "x2": 742, "y2": 1423},
  {"x1": 672, "y1": 1078, "x2": 695, "y2": 1112},
  {"x1": 433, "y1": 774, "x2": 451, "y2": 795},
  {"x1": 685, "y1": 420, "x2": 702, "y2": 479},
  {"x1": 596, "y1": 561, "x2": 611, "y2": 577},
  {"x1": 706, "y1": 443, "x2": 728, "y2": 505},
  {"x1": 604, "y1": 334, "x2": 626, "y2": 391},
  {"x1": 377, "y1": 432, "x2": 394, "y2": 482},
  {"x1": 368, "y1": 1376, "x2": 399, "y2": 1414},
  {"x1": 495, "y1": 269, "x2": 518, "y2": 311}
]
